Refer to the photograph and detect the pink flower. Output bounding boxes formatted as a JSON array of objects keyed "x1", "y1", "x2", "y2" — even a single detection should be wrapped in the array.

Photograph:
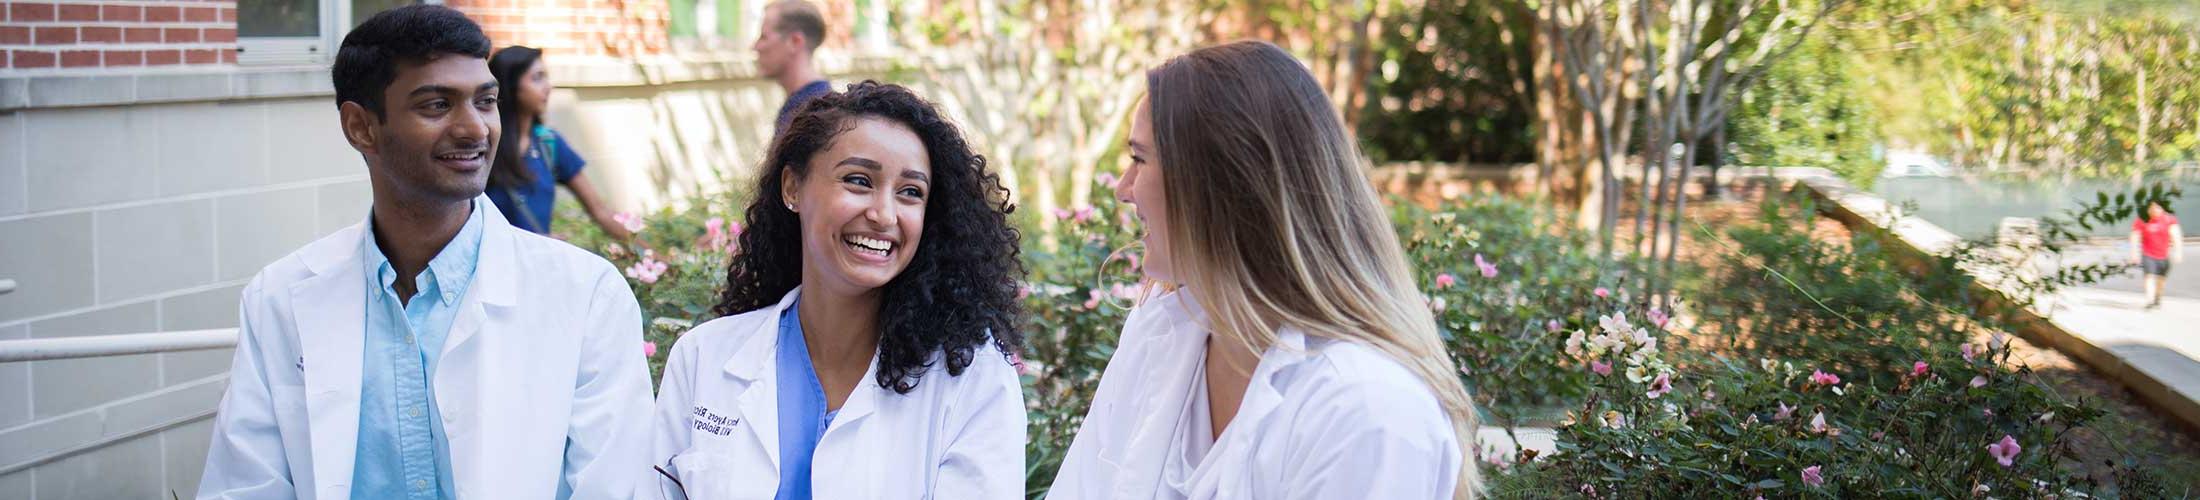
[
  {"x1": 624, "y1": 250, "x2": 668, "y2": 284},
  {"x1": 1970, "y1": 375, "x2": 1988, "y2": 388},
  {"x1": 1647, "y1": 307, "x2": 1670, "y2": 328},
  {"x1": 1083, "y1": 289, "x2": 1103, "y2": 310},
  {"x1": 1474, "y1": 253, "x2": 1499, "y2": 278},
  {"x1": 1053, "y1": 208, "x2": 1075, "y2": 221},
  {"x1": 1809, "y1": 411, "x2": 1832, "y2": 434},
  {"x1": 1073, "y1": 206, "x2": 1095, "y2": 223},
  {"x1": 642, "y1": 341, "x2": 658, "y2": 358},
  {"x1": 1961, "y1": 343, "x2": 1977, "y2": 362},
  {"x1": 702, "y1": 217, "x2": 740, "y2": 252},
  {"x1": 1810, "y1": 369, "x2": 1842, "y2": 386},
  {"x1": 1008, "y1": 350, "x2": 1029, "y2": 375},
  {"x1": 1111, "y1": 282, "x2": 1142, "y2": 301},
  {"x1": 1435, "y1": 273, "x2": 1457, "y2": 289},
  {"x1": 612, "y1": 212, "x2": 646, "y2": 234},
  {"x1": 1774, "y1": 401, "x2": 1795, "y2": 421},
  {"x1": 1016, "y1": 284, "x2": 1032, "y2": 300},
  {"x1": 1594, "y1": 287, "x2": 1610, "y2": 298},
  {"x1": 1646, "y1": 372, "x2": 1673, "y2": 399},
  {"x1": 1547, "y1": 319, "x2": 1563, "y2": 332},
  {"x1": 1096, "y1": 172, "x2": 1119, "y2": 187},
  {"x1": 1590, "y1": 360, "x2": 1613, "y2": 376},
  {"x1": 1800, "y1": 465, "x2": 1825, "y2": 487},
  {"x1": 1986, "y1": 435, "x2": 2022, "y2": 467},
  {"x1": 1911, "y1": 361, "x2": 1929, "y2": 377}
]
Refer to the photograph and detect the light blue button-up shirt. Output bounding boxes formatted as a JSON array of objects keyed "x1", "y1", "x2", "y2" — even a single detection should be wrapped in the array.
[{"x1": 352, "y1": 200, "x2": 485, "y2": 500}]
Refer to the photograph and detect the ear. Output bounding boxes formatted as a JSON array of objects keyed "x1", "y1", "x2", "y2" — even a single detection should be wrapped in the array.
[
  {"x1": 779, "y1": 164, "x2": 803, "y2": 212},
  {"x1": 338, "y1": 101, "x2": 380, "y2": 156}
]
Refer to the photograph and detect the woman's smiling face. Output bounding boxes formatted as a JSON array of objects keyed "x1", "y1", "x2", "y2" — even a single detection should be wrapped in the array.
[{"x1": 784, "y1": 117, "x2": 933, "y2": 295}]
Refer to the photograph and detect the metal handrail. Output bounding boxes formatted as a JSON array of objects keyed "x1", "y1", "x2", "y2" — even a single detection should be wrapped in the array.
[{"x1": 0, "y1": 328, "x2": 239, "y2": 363}]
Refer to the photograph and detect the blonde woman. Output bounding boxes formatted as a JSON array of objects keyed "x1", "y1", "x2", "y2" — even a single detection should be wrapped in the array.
[{"x1": 1049, "y1": 41, "x2": 1481, "y2": 499}]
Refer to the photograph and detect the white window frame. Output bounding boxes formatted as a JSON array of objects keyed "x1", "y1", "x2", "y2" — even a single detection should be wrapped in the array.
[{"x1": 237, "y1": 0, "x2": 438, "y2": 66}]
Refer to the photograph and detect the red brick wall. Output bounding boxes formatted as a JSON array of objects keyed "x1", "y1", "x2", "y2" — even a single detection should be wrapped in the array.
[
  {"x1": 450, "y1": 0, "x2": 668, "y2": 58},
  {"x1": 3, "y1": 0, "x2": 236, "y2": 70},
  {"x1": 0, "y1": 0, "x2": 669, "y2": 71}
]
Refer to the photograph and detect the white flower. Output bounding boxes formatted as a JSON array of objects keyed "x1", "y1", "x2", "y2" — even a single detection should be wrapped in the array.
[
  {"x1": 1564, "y1": 330, "x2": 1586, "y2": 357},
  {"x1": 1599, "y1": 312, "x2": 1631, "y2": 338},
  {"x1": 1591, "y1": 332, "x2": 1626, "y2": 354},
  {"x1": 1625, "y1": 365, "x2": 1651, "y2": 383}
]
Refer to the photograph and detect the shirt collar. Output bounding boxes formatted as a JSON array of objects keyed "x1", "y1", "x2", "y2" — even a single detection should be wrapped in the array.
[{"x1": 361, "y1": 198, "x2": 489, "y2": 307}]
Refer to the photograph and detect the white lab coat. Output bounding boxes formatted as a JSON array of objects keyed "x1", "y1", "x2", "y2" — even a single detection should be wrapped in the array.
[
  {"x1": 645, "y1": 288, "x2": 1026, "y2": 500},
  {"x1": 1048, "y1": 290, "x2": 1463, "y2": 499},
  {"x1": 197, "y1": 196, "x2": 654, "y2": 500}
]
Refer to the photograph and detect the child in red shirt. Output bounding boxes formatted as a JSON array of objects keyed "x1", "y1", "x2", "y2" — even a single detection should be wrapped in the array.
[{"x1": 2132, "y1": 202, "x2": 2185, "y2": 309}]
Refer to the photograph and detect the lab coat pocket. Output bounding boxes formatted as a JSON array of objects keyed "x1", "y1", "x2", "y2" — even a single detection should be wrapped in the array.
[{"x1": 670, "y1": 451, "x2": 776, "y2": 500}]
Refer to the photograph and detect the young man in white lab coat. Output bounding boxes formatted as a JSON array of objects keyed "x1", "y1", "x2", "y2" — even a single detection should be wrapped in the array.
[{"x1": 197, "y1": 5, "x2": 653, "y2": 499}]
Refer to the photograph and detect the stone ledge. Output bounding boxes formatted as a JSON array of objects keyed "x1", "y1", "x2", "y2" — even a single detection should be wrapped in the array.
[
  {"x1": 0, "y1": 66, "x2": 333, "y2": 112},
  {"x1": 1781, "y1": 168, "x2": 2200, "y2": 437}
]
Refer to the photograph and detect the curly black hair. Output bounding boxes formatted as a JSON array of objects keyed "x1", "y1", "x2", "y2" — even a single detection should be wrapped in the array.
[{"x1": 712, "y1": 81, "x2": 1026, "y2": 394}]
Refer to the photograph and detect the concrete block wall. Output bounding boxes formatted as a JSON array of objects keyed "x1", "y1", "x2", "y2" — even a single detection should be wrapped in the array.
[{"x1": 0, "y1": 95, "x2": 365, "y2": 498}]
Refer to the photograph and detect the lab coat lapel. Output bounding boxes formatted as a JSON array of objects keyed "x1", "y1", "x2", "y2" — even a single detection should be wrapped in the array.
[
  {"x1": 722, "y1": 289, "x2": 800, "y2": 475},
  {"x1": 814, "y1": 355, "x2": 884, "y2": 499},
  {"x1": 435, "y1": 199, "x2": 518, "y2": 488},
  {"x1": 1104, "y1": 290, "x2": 1212, "y2": 499},
  {"x1": 287, "y1": 222, "x2": 367, "y2": 499}
]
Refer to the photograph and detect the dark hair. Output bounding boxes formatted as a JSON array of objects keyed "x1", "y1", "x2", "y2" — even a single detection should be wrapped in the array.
[
  {"x1": 332, "y1": 4, "x2": 492, "y2": 121},
  {"x1": 769, "y1": 0, "x2": 826, "y2": 52},
  {"x1": 711, "y1": 81, "x2": 1024, "y2": 394},
  {"x1": 488, "y1": 46, "x2": 544, "y2": 189}
]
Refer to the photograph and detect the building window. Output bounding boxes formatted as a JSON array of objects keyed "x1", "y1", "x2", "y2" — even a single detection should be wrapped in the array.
[
  {"x1": 237, "y1": 0, "x2": 422, "y2": 65},
  {"x1": 670, "y1": 0, "x2": 745, "y2": 43}
]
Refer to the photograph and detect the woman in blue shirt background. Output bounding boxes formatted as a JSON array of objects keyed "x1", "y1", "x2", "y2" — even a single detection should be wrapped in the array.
[{"x1": 487, "y1": 46, "x2": 633, "y2": 239}]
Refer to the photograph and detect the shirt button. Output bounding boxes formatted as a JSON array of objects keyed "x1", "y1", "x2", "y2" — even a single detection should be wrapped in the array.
[
  {"x1": 404, "y1": 334, "x2": 416, "y2": 345},
  {"x1": 409, "y1": 406, "x2": 424, "y2": 417},
  {"x1": 413, "y1": 479, "x2": 429, "y2": 490}
]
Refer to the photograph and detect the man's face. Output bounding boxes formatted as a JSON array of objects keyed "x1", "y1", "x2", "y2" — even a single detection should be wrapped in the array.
[
  {"x1": 753, "y1": 9, "x2": 797, "y2": 78},
  {"x1": 341, "y1": 54, "x2": 499, "y2": 205}
]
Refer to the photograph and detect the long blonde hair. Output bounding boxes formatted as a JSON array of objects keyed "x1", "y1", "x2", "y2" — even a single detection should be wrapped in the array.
[{"x1": 1146, "y1": 40, "x2": 1483, "y2": 498}]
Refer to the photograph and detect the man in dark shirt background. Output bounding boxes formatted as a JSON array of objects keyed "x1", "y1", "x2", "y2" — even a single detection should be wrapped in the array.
[{"x1": 755, "y1": 0, "x2": 831, "y2": 137}]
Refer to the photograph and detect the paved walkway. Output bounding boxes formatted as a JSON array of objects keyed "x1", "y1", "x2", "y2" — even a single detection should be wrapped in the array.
[
  {"x1": 2037, "y1": 287, "x2": 2200, "y2": 424},
  {"x1": 1782, "y1": 167, "x2": 2200, "y2": 435}
]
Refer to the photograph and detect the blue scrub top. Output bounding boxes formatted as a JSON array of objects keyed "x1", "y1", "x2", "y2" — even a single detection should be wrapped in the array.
[{"x1": 774, "y1": 298, "x2": 838, "y2": 500}]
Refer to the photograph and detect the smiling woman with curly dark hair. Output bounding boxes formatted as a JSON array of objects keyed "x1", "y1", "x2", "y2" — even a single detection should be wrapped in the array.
[{"x1": 645, "y1": 81, "x2": 1028, "y2": 500}]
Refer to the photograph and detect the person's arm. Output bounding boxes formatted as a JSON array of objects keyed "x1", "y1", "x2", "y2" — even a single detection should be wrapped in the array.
[
  {"x1": 2174, "y1": 223, "x2": 2185, "y2": 264},
  {"x1": 2133, "y1": 226, "x2": 2145, "y2": 263},
  {"x1": 641, "y1": 328, "x2": 700, "y2": 500},
  {"x1": 1281, "y1": 380, "x2": 1466, "y2": 500},
  {"x1": 931, "y1": 347, "x2": 1028, "y2": 500},
  {"x1": 198, "y1": 282, "x2": 295, "y2": 499},
  {"x1": 565, "y1": 172, "x2": 633, "y2": 241},
  {"x1": 562, "y1": 266, "x2": 653, "y2": 499}
]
